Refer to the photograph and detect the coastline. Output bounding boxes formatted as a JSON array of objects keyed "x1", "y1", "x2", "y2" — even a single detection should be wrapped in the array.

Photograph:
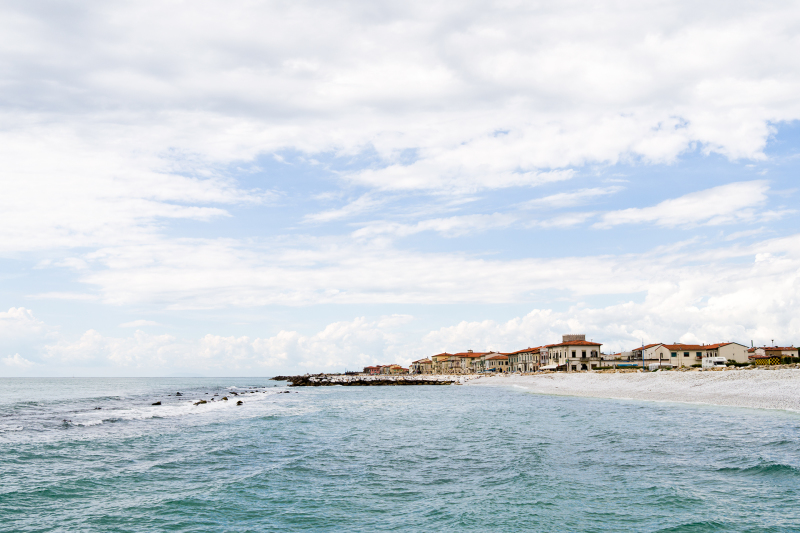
[{"x1": 466, "y1": 367, "x2": 800, "y2": 412}]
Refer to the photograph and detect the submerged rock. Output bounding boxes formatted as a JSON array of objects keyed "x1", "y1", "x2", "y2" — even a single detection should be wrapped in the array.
[{"x1": 152, "y1": 401, "x2": 161, "y2": 406}]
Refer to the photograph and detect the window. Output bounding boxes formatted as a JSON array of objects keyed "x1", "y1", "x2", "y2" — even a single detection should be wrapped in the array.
[
  {"x1": 696, "y1": 352, "x2": 702, "y2": 357},
  {"x1": 684, "y1": 352, "x2": 689, "y2": 357},
  {"x1": 572, "y1": 351, "x2": 576, "y2": 357},
  {"x1": 582, "y1": 351, "x2": 586, "y2": 357},
  {"x1": 671, "y1": 352, "x2": 677, "y2": 357}
]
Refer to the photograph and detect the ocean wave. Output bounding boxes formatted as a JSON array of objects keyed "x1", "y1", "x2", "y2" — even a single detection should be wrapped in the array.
[
  {"x1": 68, "y1": 388, "x2": 288, "y2": 428},
  {"x1": 715, "y1": 461, "x2": 800, "y2": 477}
]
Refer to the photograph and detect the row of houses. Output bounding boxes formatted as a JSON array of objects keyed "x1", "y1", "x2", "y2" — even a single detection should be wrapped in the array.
[
  {"x1": 405, "y1": 334, "x2": 605, "y2": 374},
  {"x1": 363, "y1": 334, "x2": 799, "y2": 375},
  {"x1": 627, "y1": 343, "x2": 799, "y2": 367},
  {"x1": 362, "y1": 364, "x2": 409, "y2": 375}
]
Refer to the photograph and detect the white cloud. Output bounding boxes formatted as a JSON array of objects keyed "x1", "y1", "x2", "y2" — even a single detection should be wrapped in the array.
[
  {"x1": 353, "y1": 213, "x2": 517, "y2": 239},
  {"x1": 519, "y1": 186, "x2": 624, "y2": 210},
  {"x1": 594, "y1": 181, "x2": 770, "y2": 229},
  {"x1": 2, "y1": 353, "x2": 35, "y2": 369},
  {"x1": 304, "y1": 194, "x2": 384, "y2": 223},
  {"x1": 42, "y1": 315, "x2": 415, "y2": 374},
  {"x1": 0, "y1": 0, "x2": 798, "y2": 253},
  {"x1": 0, "y1": 307, "x2": 48, "y2": 339}
]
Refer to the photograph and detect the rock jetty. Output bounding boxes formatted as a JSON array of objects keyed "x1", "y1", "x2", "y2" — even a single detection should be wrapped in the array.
[{"x1": 272, "y1": 374, "x2": 465, "y2": 386}]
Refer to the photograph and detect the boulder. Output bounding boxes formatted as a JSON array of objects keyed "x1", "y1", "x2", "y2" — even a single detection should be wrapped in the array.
[
  {"x1": 175, "y1": 392, "x2": 182, "y2": 396},
  {"x1": 152, "y1": 401, "x2": 161, "y2": 406},
  {"x1": 194, "y1": 400, "x2": 207, "y2": 405},
  {"x1": 222, "y1": 396, "x2": 228, "y2": 401},
  {"x1": 236, "y1": 400, "x2": 243, "y2": 405}
]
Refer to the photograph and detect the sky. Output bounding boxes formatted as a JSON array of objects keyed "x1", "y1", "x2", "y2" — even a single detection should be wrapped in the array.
[{"x1": 2, "y1": 0, "x2": 800, "y2": 376}]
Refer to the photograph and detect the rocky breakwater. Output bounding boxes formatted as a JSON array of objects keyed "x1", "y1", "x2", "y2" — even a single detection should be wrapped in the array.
[{"x1": 271, "y1": 374, "x2": 463, "y2": 386}]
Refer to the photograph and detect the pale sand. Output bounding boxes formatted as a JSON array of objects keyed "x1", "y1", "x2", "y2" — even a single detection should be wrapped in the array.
[{"x1": 465, "y1": 368, "x2": 800, "y2": 412}]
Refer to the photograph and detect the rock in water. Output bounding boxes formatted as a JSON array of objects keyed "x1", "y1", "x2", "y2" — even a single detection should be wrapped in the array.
[
  {"x1": 236, "y1": 400, "x2": 243, "y2": 405},
  {"x1": 176, "y1": 392, "x2": 182, "y2": 396},
  {"x1": 194, "y1": 400, "x2": 207, "y2": 405},
  {"x1": 152, "y1": 401, "x2": 161, "y2": 406},
  {"x1": 222, "y1": 396, "x2": 228, "y2": 401}
]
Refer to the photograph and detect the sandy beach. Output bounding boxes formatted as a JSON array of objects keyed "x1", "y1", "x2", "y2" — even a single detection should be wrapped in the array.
[{"x1": 466, "y1": 367, "x2": 800, "y2": 412}]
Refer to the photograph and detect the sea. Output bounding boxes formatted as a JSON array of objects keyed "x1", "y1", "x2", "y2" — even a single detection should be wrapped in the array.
[{"x1": 2, "y1": 378, "x2": 800, "y2": 532}]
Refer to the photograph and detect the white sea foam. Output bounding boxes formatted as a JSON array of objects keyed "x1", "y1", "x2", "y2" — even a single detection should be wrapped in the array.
[{"x1": 71, "y1": 388, "x2": 289, "y2": 427}]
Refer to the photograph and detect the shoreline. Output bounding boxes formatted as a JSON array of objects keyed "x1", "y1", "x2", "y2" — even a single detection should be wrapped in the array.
[{"x1": 466, "y1": 367, "x2": 800, "y2": 412}]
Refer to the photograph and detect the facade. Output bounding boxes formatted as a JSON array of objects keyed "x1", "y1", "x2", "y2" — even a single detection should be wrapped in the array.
[
  {"x1": 454, "y1": 351, "x2": 488, "y2": 373},
  {"x1": 363, "y1": 366, "x2": 380, "y2": 375},
  {"x1": 748, "y1": 346, "x2": 798, "y2": 365},
  {"x1": 430, "y1": 353, "x2": 453, "y2": 374},
  {"x1": 547, "y1": 335, "x2": 602, "y2": 371},
  {"x1": 704, "y1": 342, "x2": 750, "y2": 364},
  {"x1": 379, "y1": 364, "x2": 407, "y2": 375},
  {"x1": 631, "y1": 341, "x2": 751, "y2": 367},
  {"x1": 506, "y1": 347, "x2": 541, "y2": 372},
  {"x1": 410, "y1": 359, "x2": 433, "y2": 374},
  {"x1": 485, "y1": 354, "x2": 509, "y2": 372}
]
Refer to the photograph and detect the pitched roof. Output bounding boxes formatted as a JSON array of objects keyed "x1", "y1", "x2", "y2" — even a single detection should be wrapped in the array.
[
  {"x1": 548, "y1": 340, "x2": 602, "y2": 347},
  {"x1": 486, "y1": 355, "x2": 508, "y2": 360},
  {"x1": 453, "y1": 352, "x2": 488, "y2": 358},
  {"x1": 506, "y1": 347, "x2": 541, "y2": 355},
  {"x1": 663, "y1": 344, "x2": 707, "y2": 351},
  {"x1": 637, "y1": 343, "x2": 664, "y2": 350},
  {"x1": 411, "y1": 359, "x2": 432, "y2": 364}
]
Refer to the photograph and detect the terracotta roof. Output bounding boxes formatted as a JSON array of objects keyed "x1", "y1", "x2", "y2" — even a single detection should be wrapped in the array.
[
  {"x1": 637, "y1": 343, "x2": 664, "y2": 350},
  {"x1": 453, "y1": 352, "x2": 488, "y2": 357},
  {"x1": 486, "y1": 355, "x2": 508, "y2": 360},
  {"x1": 748, "y1": 346, "x2": 797, "y2": 353},
  {"x1": 663, "y1": 344, "x2": 707, "y2": 351},
  {"x1": 505, "y1": 346, "x2": 542, "y2": 355},
  {"x1": 548, "y1": 340, "x2": 602, "y2": 347},
  {"x1": 411, "y1": 359, "x2": 432, "y2": 364}
]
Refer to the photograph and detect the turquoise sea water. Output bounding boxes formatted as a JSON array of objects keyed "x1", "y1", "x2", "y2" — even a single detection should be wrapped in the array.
[{"x1": 2, "y1": 378, "x2": 800, "y2": 532}]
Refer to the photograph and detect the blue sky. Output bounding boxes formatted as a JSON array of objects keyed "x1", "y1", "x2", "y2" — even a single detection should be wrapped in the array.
[{"x1": 2, "y1": 0, "x2": 800, "y2": 376}]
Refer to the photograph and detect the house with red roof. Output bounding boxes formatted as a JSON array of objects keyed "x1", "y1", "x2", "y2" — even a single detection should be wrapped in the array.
[{"x1": 546, "y1": 335, "x2": 602, "y2": 371}]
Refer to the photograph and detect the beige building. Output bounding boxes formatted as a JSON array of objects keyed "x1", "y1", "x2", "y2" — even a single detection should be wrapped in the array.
[
  {"x1": 703, "y1": 342, "x2": 750, "y2": 364},
  {"x1": 747, "y1": 346, "x2": 798, "y2": 364},
  {"x1": 632, "y1": 341, "x2": 751, "y2": 367},
  {"x1": 507, "y1": 347, "x2": 542, "y2": 372},
  {"x1": 485, "y1": 354, "x2": 509, "y2": 372},
  {"x1": 410, "y1": 358, "x2": 433, "y2": 374},
  {"x1": 454, "y1": 351, "x2": 488, "y2": 373},
  {"x1": 547, "y1": 335, "x2": 602, "y2": 371}
]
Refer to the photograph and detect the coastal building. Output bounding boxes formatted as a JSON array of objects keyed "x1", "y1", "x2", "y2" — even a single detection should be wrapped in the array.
[
  {"x1": 702, "y1": 342, "x2": 750, "y2": 364},
  {"x1": 507, "y1": 347, "x2": 541, "y2": 372},
  {"x1": 410, "y1": 358, "x2": 433, "y2": 374},
  {"x1": 485, "y1": 354, "x2": 509, "y2": 372},
  {"x1": 632, "y1": 342, "x2": 751, "y2": 368},
  {"x1": 380, "y1": 364, "x2": 407, "y2": 375},
  {"x1": 363, "y1": 366, "x2": 381, "y2": 375},
  {"x1": 430, "y1": 353, "x2": 454, "y2": 374},
  {"x1": 454, "y1": 351, "x2": 488, "y2": 373},
  {"x1": 748, "y1": 346, "x2": 798, "y2": 365},
  {"x1": 547, "y1": 335, "x2": 602, "y2": 371}
]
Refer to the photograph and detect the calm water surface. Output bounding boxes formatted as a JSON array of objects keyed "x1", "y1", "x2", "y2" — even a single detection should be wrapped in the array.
[{"x1": 1, "y1": 377, "x2": 799, "y2": 532}]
